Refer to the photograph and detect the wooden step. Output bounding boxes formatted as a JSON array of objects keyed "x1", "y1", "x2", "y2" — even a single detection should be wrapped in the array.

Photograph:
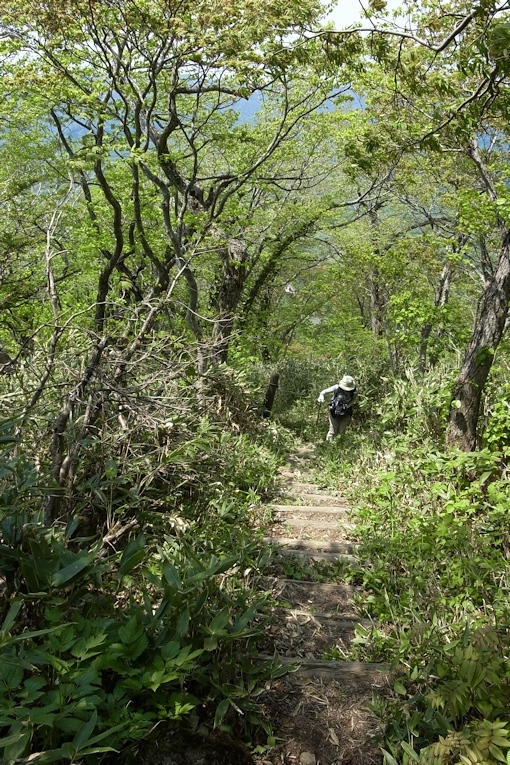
[
  {"x1": 261, "y1": 577, "x2": 358, "y2": 592},
  {"x1": 281, "y1": 610, "x2": 372, "y2": 630},
  {"x1": 278, "y1": 468, "x2": 315, "y2": 479},
  {"x1": 265, "y1": 537, "x2": 356, "y2": 553},
  {"x1": 281, "y1": 492, "x2": 348, "y2": 505},
  {"x1": 285, "y1": 551, "x2": 357, "y2": 562},
  {"x1": 273, "y1": 506, "x2": 348, "y2": 516},
  {"x1": 271, "y1": 504, "x2": 348, "y2": 514},
  {"x1": 274, "y1": 518, "x2": 343, "y2": 531},
  {"x1": 280, "y1": 482, "x2": 334, "y2": 494},
  {"x1": 259, "y1": 655, "x2": 390, "y2": 680}
]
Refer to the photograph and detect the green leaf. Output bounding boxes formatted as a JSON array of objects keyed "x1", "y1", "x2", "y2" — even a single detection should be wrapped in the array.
[
  {"x1": 204, "y1": 636, "x2": 218, "y2": 651},
  {"x1": 0, "y1": 730, "x2": 25, "y2": 749},
  {"x1": 20, "y1": 556, "x2": 42, "y2": 593},
  {"x1": 118, "y1": 534, "x2": 146, "y2": 577},
  {"x1": 21, "y1": 676, "x2": 47, "y2": 701},
  {"x1": 400, "y1": 742, "x2": 420, "y2": 761},
  {"x1": 28, "y1": 539, "x2": 52, "y2": 586},
  {"x1": 207, "y1": 608, "x2": 230, "y2": 635},
  {"x1": 160, "y1": 641, "x2": 181, "y2": 661},
  {"x1": 51, "y1": 553, "x2": 93, "y2": 588},
  {"x1": 118, "y1": 616, "x2": 142, "y2": 644},
  {"x1": 214, "y1": 698, "x2": 230, "y2": 729},
  {"x1": 176, "y1": 607, "x2": 190, "y2": 636},
  {"x1": 381, "y1": 749, "x2": 399, "y2": 765},
  {"x1": 70, "y1": 632, "x2": 107, "y2": 659},
  {"x1": 393, "y1": 681, "x2": 407, "y2": 695},
  {"x1": 81, "y1": 720, "x2": 127, "y2": 747},
  {"x1": 74, "y1": 746, "x2": 119, "y2": 756},
  {"x1": 162, "y1": 560, "x2": 182, "y2": 589},
  {"x1": 232, "y1": 601, "x2": 257, "y2": 632},
  {"x1": 0, "y1": 662, "x2": 23, "y2": 690},
  {"x1": 9, "y1": 623, "x2": 67, "y2": 643},
  {"x1": 4, "y1": 728, "x2": 30, "y2": 760},
  {"x1": 104, "y1": 459, "x2": 118, "y2": 478},
  {"x1": 212, "y1": 556, "x2": 239, "y2": 575},
  {"x1": 73, "y1": 710, "x2": 97, "y2": 751},
  {"x1": 1, "y1": 600, "x2": 22, "y2": 634}
]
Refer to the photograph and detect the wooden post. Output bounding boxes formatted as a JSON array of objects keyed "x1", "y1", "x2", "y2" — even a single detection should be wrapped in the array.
[{"x1": 262, "y1": 373, "x2": 279, "y2": 418}]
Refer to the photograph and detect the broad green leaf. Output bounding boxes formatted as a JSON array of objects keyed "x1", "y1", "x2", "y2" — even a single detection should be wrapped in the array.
[
  {"x1": 1, "y1": 600, "x2": 22, "y2": 634},
  {"x1": 104, "y1": 459, "x2": 118, "y2": 478},
  {"x1": 232, "y1": 601, "x2": 257, "y2": 632},
  {"x1": 381, "y1": 749, "x2": 399, "y2": 765},
  {"x1": 160, "y1": 640, "x2": 181, "y2": 661},
  {"x1": 70, "y1": 632, "x2": 107, "y2": 659},
  {"x1": 0, "y1": 730, "x2": 25, "y2": 748},
  {"x1": 400, "y1": 742, "x2": 420, "y2": 762},
  {"x1": 0, "y1": 662, "x2": 23, "y2": 690},
  {"x1": 5, "y1": 728, "x2": 31, "y2": 760},
  {"x1": 75, "y1": 746, "x2": 119, "y2": 756},
  {"x1": 73, "y1": 710, "x2": 97, "y2": 751},
  {"x1": 214, "y1": 698, "x2": 230, "y2": 729},
  {"x1": 118, "y1": 616, "x2": 141, "y2": 644},
  {"x1": 212, "y1": 556, "x2": 240, "y2": 575},
  {"x1": 28, "y1": 539, "x2": 52, "y2": 586},
  {"x1": 80, "y1": 720, "x2": 127, "y2": 747},
  {"x1": 176, "y1": 607, "x2": 190, "y2": 636},
  {"x1": 51, "y1": 554, "x2": 93, "y2": 588},
  {"x1": 162, "y1": 560, "x2": 182, "y2": 589},
  {"x1": 118, "y1": 534, "x2": 146, "y2": 577},
  {"x1": 20, "y1": 556, "x2": 42, "y2": 593},
  {"x1": 207, "y1": 607, "x2": 230, "y2": 635},
  {"x1": 9, "y1": 623, "x2": 68, "y2": 643}
]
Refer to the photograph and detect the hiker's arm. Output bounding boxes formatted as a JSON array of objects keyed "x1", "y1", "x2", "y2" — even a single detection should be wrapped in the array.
[{"x1": 317, "y1": 384, "x2": 338, "y2": 403}]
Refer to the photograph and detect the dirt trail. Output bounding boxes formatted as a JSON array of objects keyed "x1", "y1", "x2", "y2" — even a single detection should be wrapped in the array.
[{"x1": 254, "y1": 446, "x2": 389, "y2": 765}]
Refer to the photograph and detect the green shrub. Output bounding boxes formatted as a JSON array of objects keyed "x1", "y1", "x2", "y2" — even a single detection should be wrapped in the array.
[{"x1": 0, "y1": 426, "x2": 285, "y2": 763}]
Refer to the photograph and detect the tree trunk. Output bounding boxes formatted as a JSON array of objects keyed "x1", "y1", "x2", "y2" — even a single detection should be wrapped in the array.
[
  {"x1": 446, "y1": 232, "x2": 510, "y2": 451},
  {"x1": 262, "y1": 373, "x2": 279, "y2": 417},
  {"x1": 419, "y1": 261, "x2": 452, "y2": 375},
  {"x1": 209, "y1": 238, "x2": 248, "y2": 364},
  {"x1": 369, "y1": 267, "x2": 386, "y2": 337}
]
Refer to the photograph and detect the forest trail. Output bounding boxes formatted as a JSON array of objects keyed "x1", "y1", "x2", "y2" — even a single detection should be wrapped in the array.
[{"x1": 255, "y1": 445, "x2": 390, "y2": 765}]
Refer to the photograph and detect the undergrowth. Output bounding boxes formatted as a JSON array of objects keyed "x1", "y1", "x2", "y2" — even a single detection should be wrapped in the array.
[
  {"x1": 0, "y1": 402, "x2": 291, "y2": 764},
  {"x1": 310, "y1": 367, "x2": 510, "y2": 765}
]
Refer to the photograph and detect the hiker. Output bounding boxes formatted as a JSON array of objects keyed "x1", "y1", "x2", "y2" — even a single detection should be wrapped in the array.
[{"x1": 317, "y1": 375, "x2": 358, "y2": 440}]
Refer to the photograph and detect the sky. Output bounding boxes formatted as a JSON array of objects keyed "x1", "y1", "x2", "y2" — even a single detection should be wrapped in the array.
[{"x1": 326, "y1": 0, "x2": 404, "y2": 29}]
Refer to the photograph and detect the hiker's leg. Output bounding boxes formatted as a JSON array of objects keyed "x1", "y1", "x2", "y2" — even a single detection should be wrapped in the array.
[
  {"x1": 327, "y1": 413, "x2": 352, "y2": 439},
  {"x1": 326, "y1": 412, "x2": 341, "y2": 440},
  {"x1": 335, "y1": 413, "x2": 352, "y2": 436}
]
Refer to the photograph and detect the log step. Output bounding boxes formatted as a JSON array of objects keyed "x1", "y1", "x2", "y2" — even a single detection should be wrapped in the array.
[
  {"x1": 282, "y1": 611, "x2": 372, "y2": 630},
  {"x1": 274, "y1": 518, "x2": 345, "y2": 530},
  {"x1": 281, "y1": 492, "x2": 349, "y2": 505},
  {"x1": 287, "y1": 551, "x2": 356, "y2": 562},
  {"x1": 261, "y1": 577, "x2": 358, "y2": 592},
  {"x1": 280, "y1": 482, "x2": 337, "y2": 494},
  {"x1": 259, "y1": 655, "x2": 390, "y2": 680},
  {"x1": 271, "y1": 504, "x2": 348, "y2": 514},
  {"x1": 264, "y1": 537, "x2": 356, "y2": 553}
]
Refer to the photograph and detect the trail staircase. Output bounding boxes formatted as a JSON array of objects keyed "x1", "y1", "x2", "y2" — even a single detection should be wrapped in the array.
[{"x1": 255, "y1": 445, "x2": 390, "y2": 765}]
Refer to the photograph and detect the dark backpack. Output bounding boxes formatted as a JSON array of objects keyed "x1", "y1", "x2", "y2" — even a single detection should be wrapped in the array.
[{"x1": 329, "y1": 388, "x2": 355, "y2": 418}]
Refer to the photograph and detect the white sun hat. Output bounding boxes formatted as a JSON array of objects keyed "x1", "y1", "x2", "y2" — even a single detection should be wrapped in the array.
[{"x1": 338, "y1": 375, "x2": 356, "y2": 391}]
